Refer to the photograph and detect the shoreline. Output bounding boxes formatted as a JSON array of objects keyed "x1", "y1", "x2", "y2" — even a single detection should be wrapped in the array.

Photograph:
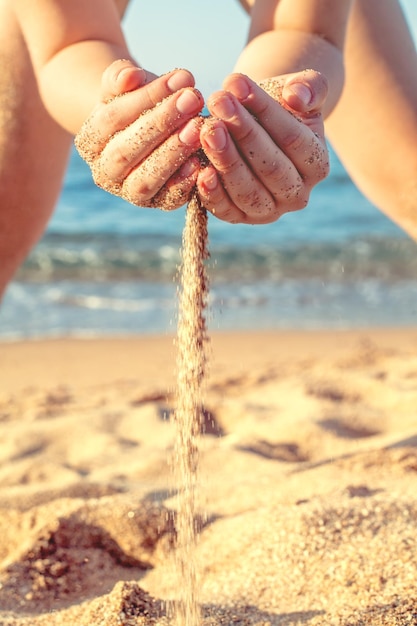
[{"x1": 2, "y1": 325, "x2": 417, "y2": 392}]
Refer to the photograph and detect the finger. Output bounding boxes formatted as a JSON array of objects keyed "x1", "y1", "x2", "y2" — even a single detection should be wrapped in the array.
[
  {"x1": 100, "y1": 59, "x2": 148, "y2": 101},
  {"x1": 99, "y1": 68, "x2": 197, "y2": 128},
  {"x1": 94, "y1": 89, "x2": 204, "y2": 187},
  {"x1": 146, "y1": 155, "x2": 201, "y2": 211},
  {"x1": 100, "y1": 60, "x2": 195, "y2": 103},
  {"x1": 223, "y1": 74, "x2": 329, "y2": 183},
  {"x1": 199, "y1": 118, "x2": 280, "y2": 224},
  {"x1": 271, "y1": 70, "x2": 328, "y2": 138},
  {"x1": 75, "y1": 68, "x2": 197, "y2": 162},
  {"x1": 207, "y1": 91, "x2": 304, "y2": 202},
  {"x1": 281, "y1": 70, "x2": 328, "y2": 115},
  {"x1": 197, "y1": 166, "x2": 247, "y2": 223},
  {"x1": 251, "y1": 70, "x2": 328, "y2": 116},
  {"x1": 120, "y1": 118, "x2": 204, "y2": 205},
  {"x1": 197, "y1": 166, "x2": 279, "y2": 225}
]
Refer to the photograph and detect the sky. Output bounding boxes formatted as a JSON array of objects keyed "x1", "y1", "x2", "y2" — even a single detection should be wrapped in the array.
[
  {"x1": 123, "y1": 0, "x2": 417, "y2": 99},
  {"x1": 123, "y1": 0, "x2": 249, "y2": 98}
]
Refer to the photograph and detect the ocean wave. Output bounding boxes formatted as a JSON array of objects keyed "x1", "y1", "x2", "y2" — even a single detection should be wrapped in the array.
[
  {"x1": 16, "y1": 234, "x2": 417, "y2": 283},
  {"x1": 3, "y1": 276, "x2": 417, "y2": 340}
]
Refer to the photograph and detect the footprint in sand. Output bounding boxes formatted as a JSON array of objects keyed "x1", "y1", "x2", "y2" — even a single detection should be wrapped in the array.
[
  {"x1": 238, "y1": 439, "x2": 309, "y2": 463},
  {"x1": 0, "y1": 496, "x2": 175, "y2": 612},
  {"x1": 318, "y1": 417, "x2": 381, "y2": 439}
]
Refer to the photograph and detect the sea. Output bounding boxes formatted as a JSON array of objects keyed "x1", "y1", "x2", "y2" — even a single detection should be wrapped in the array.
[{"x1": 1, "y1": 142, "x2": 417, "y2": 340}]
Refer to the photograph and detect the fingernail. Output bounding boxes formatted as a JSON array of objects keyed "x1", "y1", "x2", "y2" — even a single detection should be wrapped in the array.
[
  {"x1": 229, "y1": 76, "x2": 251, "y2": 101},
  {"x1": 115, "y1": 66, "x2": 145, "y2": 93},
  {"x1": 167, "y1": 70, "x2": 192, "y2": 92},
  {"x1": 287, "y1": 83, "x2": 313, "y2": 106},
  {"x1": 203, "y1": 126, "x2": 227, "y2": 152},
  {"x1": 210, "y1": 95, "x2": 236, "y2": 120},
  {"x1": 115, "y1": 66, "x2": 132, "y2": 81},
  {"x1": 176, "y1": 90, "x2": 201, "y2": 115},
  {"x1": 179, "y1": 119, "x2": 201, "y2": 146},
  {"x1": 112, "y1": 59, "x2": 134, "y2": 77}
]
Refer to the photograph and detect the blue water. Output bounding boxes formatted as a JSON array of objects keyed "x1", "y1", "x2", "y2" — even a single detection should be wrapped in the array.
[{"x1": 2, "y1": 145, "x2": 417, "y2": 339}]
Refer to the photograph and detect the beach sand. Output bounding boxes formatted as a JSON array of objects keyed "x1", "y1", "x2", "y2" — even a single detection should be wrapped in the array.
[{"x1": 1, "y1": 328, "x2": 417, "y2": 625}]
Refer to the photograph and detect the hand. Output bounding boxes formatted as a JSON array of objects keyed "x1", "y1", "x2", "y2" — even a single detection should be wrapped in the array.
[
  {"x1": 75, "y1": 60, "x2": 205, "y2": 210},
  {"x1": 196, "y1": 70, "x2": 329, "y2": 224}
]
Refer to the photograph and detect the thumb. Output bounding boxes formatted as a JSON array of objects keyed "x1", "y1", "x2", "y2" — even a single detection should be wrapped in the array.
[
  {"x1": 282, "y1": 70, "x2": 328, "y2": 115},
  {"x1": 100, "y1": 59, "x2": 151, "y2": 102}
]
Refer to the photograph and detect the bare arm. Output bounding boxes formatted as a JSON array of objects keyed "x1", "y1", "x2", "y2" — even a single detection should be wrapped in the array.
[
  {"x1": 326, "y1": 0, "x2": 417, "y2": 240},
  {"x1": 12, "y1": 0, "x2": 136, "y2": 132},
  {"x1": 195, "y1": 0, "x2": 354, "y2": 223},
  {"x1": 235, "y1": 0, "x2": 354, "y2": 116}
]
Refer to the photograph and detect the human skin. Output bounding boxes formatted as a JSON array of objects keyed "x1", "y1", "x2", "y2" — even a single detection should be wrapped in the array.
[
  {"x1": 1, "y1": 0, "x2": 416, "y2": 298},
  {"x1": 232, "y1": 0, "x2": 417, "y2": 236},
  {"x1": 197, "y1": 0, "x2": 353, "y2": 222},
  {"x1": 326, "y1": 0, "x2": 417, "y2": 241},
  {"x1": 0, "y1": 0, "x2": 130, "y2": 297},
  {"x1": 11, "y1": 0, "x2": 352, "y2": 224},
  {"x1": 196, "y1": 70, "x2": 329, "y2": 224},
  {"x1": 0, "y1": 1, "x2": 73, "y2": 297}
]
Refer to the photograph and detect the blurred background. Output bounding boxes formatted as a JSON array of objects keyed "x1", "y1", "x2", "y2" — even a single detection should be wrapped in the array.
[{"x1": 1, "y1": 0, "x2": 417, "y2": 339}]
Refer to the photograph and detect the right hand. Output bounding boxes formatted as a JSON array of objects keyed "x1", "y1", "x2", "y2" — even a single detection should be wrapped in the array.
[
  {"x1": 75, "y1": 59, "x2": 205, "y2": 210},
  {"x1": 196, "y1": 70, "x2": 330, "y2": 224}
]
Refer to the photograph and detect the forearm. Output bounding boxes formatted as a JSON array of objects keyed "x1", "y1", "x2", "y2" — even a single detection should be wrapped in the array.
[
  {"x1": 234, "y1": 30, "x2": 344, "y2": 116},
  {"x1": 327, "y1": 0, "x2": 417, "y2": 240},
  {"x1": 235, "y1": 0, "x2": 353, "y2": 117}
]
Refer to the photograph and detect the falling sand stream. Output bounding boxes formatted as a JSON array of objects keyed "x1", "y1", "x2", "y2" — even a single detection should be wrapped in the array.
[
  {"x1": 171, "y1": 80, "x2": 279, "y2": 626},
  {"x1": 173, "y1": 192, "x2": 209, "y2": 626},
  {"x1": 168, "y1": 78, "x2": 288, "y2": 626}
]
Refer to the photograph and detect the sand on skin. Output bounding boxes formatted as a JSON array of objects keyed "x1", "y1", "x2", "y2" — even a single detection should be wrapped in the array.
[{"x1": 0, "y1": 328, "x2": 417, "y2": 625}]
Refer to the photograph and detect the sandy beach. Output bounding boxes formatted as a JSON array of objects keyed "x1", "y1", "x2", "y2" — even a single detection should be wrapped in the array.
[{"x1": 1, "y1": 327, "x2": 417, "y2": 625}]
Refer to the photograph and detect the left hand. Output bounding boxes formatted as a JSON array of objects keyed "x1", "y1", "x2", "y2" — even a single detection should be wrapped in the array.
[
  {"x1": 196, "y1": 70, "x2": 329, "y2": 224},
  {"x1": 75, "y1": 60, "x2": 205, "y2": 210}
]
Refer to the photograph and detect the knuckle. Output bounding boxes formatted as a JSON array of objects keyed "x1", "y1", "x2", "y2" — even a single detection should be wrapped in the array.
[
  {"x1": 124, "y1": 164, "x2": 164, "y2": 205},
  {"x1": 127, "y1": 179, "x2": 155, "y2": 204},
  {"x1": 236, "y1": 186, "x2": 263, "y2": 211},
  {"x1": 260, "y1": 159, "x2": 291, "y2": 185},
  {"x1": 289, "y1": 192, "x2": 310, "y2": 212},
  {"x1": 146, "y1": 101, "x2": 178, "y2": 135},
  {"x1": 92, "y1": 169, "x2": 122, "y2": 196},
  {"x1": 107, "y1": 139, "x2": 136, "y2": 170},
  {"x1": 304, "y1": 145, "x2": 330, "y2": 181},
  {"x1": 217, "y1": 156, "x2": 243, "y2": 177},
  {"x1": 281, "y1": 127, "x2": 306, "y2": 152},
  {"x1": 100, "y1": 101, "x2": 122, "y2": 131},
  {"x1": 253, "y1": 99, "x2": 271, "y2": 119},
  {"x1": 234, "y1": 123, "x2": 258, "y2": 147},
  {"x1": 265, "y1": 161, "x2": 304, "y2": 200},
  {"x1": 272, "y1": 177, "x2": 305, "y2": 204},
  {"x1": 153, "y1": 108, "x2": 173, "y2": 135}
]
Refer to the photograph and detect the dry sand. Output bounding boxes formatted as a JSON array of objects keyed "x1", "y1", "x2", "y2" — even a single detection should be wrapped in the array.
[{"x1": 1, "y1": 327, "x2": 417, "y2": 625}]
